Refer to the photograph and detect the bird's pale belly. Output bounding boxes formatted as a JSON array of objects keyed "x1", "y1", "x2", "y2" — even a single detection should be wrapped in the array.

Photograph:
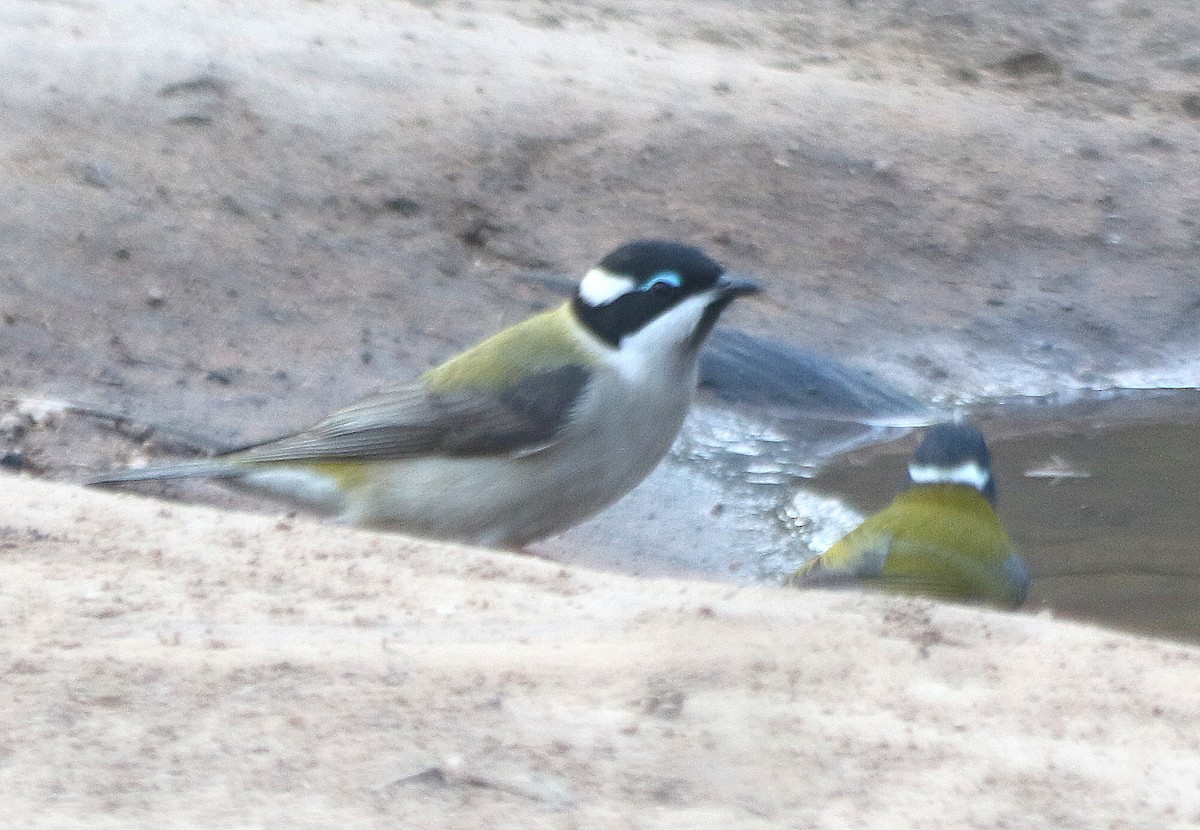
[
  {"x1": 239, "y1": 370, "x2": 694, "y2": 549},
  {"x1": 364, "y1": 407, "x2": 685, "y2": 547}
]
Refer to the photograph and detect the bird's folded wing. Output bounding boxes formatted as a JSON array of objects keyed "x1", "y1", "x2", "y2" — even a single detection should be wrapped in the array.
[
  {"x1": 820, "y1": 535, "x2": 998, "y2": 599},
  {"x1": 225, "y1": 364, "x2": 592, "y2": 462},
  {"x1": 792, "y1": 530, "x2": 1026, "y2": 607},
  {"x1": 789, "y1": 532, "x2": 892, "y2": 588}
]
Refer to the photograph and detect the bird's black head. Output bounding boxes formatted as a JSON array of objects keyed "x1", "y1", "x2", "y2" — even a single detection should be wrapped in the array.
[
  {"x1": 908, "y1": 422, "x2": 997, "y2": 503},
  {"x1": 572, "y1": 240, "x2": 758, "y2": 350}
]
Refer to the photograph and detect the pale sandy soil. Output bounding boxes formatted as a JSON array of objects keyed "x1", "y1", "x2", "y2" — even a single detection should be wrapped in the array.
[
  {"x1": 4, "y1": 475, "x2": 1200, "y2": 828},
  {"x1": 4, "y1": 0, "x2": 1200, "y2": 825}
]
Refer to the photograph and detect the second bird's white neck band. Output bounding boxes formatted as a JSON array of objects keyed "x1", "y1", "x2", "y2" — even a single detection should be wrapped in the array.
[{"x1": 908, "y1": 461, "x2": 990, "y2": 491}]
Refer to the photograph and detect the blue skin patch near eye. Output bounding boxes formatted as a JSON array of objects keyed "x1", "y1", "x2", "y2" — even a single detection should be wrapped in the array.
[{"x1": 642, "y1": 270, "x2": 683, "y2": 291}]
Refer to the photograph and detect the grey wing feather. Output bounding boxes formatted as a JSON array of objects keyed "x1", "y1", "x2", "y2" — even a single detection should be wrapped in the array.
[
  {"x1": 227, "y1": 364, "x2": 592, "y2": 463},
  {"x1": 792, "y1": 535, "x2": 892, "y2": 589}
]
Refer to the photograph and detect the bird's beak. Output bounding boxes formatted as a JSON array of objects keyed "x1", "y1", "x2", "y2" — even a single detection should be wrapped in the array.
[
  {"x1": 687, "y1": 273, "x2": 761, "y2": 352},
  {"x1": 716, "y1": 274, "x2": 761, "y2": 298}
]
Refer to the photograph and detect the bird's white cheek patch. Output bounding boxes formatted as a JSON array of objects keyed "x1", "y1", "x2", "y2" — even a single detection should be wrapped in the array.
[
  {"x1": 578, "y1": 268, "x2": 635, "y2": 306},
  {"x1": 908, "y1": 461, "x2": 991, "y2": 491}
]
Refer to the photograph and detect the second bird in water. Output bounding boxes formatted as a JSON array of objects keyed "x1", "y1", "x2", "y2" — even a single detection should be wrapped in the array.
[{"x1": 789, "y1": 423, "x2": 1030, "y2": 610}]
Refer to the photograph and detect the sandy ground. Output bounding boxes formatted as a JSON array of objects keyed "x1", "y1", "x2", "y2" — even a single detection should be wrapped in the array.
[
  {"x1": 4, "y1": 0, "x2": 1200, "y2": 825},
  {"x1": 5, "y1": 475, "x2": 1200, "y2": 829}
]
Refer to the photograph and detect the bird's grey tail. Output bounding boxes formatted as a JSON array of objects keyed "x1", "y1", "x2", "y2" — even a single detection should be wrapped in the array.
[{"x1": 88, "y1": 460, "x2": 242, "y2": 486}]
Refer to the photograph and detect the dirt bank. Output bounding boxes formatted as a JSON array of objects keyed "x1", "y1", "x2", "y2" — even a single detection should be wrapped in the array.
[{"x1": 2, "y1": 475, "x2": 1198, "y2": 828}]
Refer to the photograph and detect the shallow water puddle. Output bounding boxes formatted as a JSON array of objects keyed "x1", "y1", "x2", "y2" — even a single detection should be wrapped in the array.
[
  {"x1": 802, "y1": 390, "x2": 1200, "y2": 643},
  {"x1": 553, "y1": 388, "x2": 1200, "y2": 645}
]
